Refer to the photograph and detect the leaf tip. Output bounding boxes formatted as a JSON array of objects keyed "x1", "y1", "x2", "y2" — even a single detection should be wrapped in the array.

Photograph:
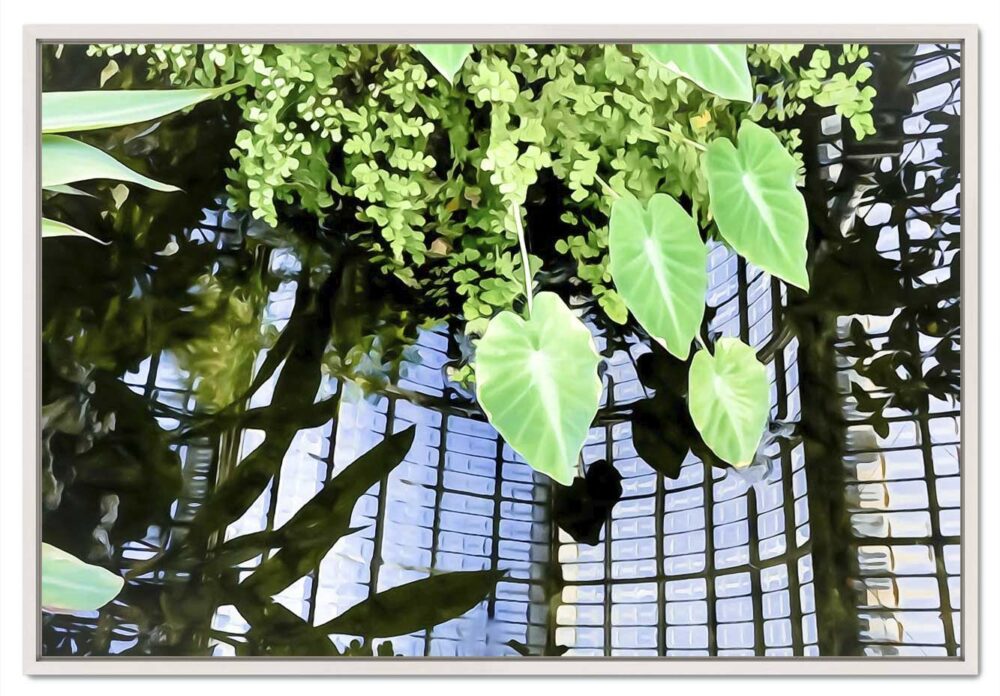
[{"x1": 789, "y1": 272, "x2": 811, "y2": 292}]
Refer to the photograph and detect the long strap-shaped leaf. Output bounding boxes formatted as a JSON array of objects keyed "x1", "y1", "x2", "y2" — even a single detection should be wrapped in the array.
[
  {"x1": 178, "y1": 272, "x2": 334, "y2": 551},
  {"x1": 44, "y1": 183, "x2": 94, "y2": 197},
  {"x1": 238, "y1": 426, "x2": 416, "y2": 599},
  {"x1": 41, "y1": 542, "x2": 124, "y2": 613},
  {"x1": 232, "y1": 588, "x2": 342, "y2": 656},
  {"x1": 317, "y1": 569, "x2": 505, "y2": 638},
  {"x1": 41, "y1": 217, "x2": 109, "y2": 244},
  {"x1": 42, "y1": 134, "x2": 179, "y2": 191},
  {"x1": 42, "y1": 84, "x2": 240, "y2": 133}
]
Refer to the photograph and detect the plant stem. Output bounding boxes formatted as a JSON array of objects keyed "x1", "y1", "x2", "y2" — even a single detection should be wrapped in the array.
[
  {"x1": 652, "y1": 125, "x2": 708, "y2": 152},
  {"x1": 594, "y1": 173, "x2": 621, "y2": 200},
  {"x1": 511, "y1": 202, "x2": 533, "y2": 316},
  {"x1": 694, "y1": 330, "x2": 709, "y2": 353},
  {"x1": 684, "y1": 137, "x2": 708, "y2": 152}
]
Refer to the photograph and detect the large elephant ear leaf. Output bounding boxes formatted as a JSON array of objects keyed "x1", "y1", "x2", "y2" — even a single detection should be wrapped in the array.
[
  {"x1": 41, "y1": 543, "x2": 124, "y2": 613},
  {"x1": 42, "y1": 134, "x2": 180, "y2": 192},
  {"x1": 703, "y1": 120, "x2": 810, "y2": 290},
  {"x1": 42, "y1": 85, "x2": 238, "y2": 134},
  {"x1": 608, "y1": 193, "x2": 707, "y2": 360},
  {"x1": 475, "y1": 292, "x2": 602, "y2": 485},
  {"x1": 688, "y1": 338, "x2": 770, "y2": 468},
  {"x1": 637, "y1": 43, "x2": 752, "y2": 102},
  {"x1": 411, "y1": 44, "x2": 473, "y2": 84}
]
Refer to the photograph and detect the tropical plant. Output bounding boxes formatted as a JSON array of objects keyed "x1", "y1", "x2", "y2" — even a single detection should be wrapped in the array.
[
  {"x1": 41, "y1": 542, "x2": 124, "y2": 613},
  {"x1": 41, "y1": 84, "x2": 238, "y2": 242},
  {"x1": 85, "y1": 41, "x2": 879, "y2": 482},
  {"x1": 40, "y1": 84, "x2": 237, "y2": 612},
  {"x1": 202, "y1": 426, "x2": 504, "y2": 654}
]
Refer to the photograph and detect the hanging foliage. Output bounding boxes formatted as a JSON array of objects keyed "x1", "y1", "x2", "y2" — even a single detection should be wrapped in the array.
[
  {"x1": 608, "y1": 192, "x2": 707, "y2": 360},
  {"x1": 64, "y1": 43, "x2": 875, "y2": 494},
  {"x1": 475, "y1": 291, "x2": 602, "y2": 485},
  {"x1": 703, "y1": 120, "x2": 810, "y2": 290},
  {"x1": 41, "y1": 84, "x2": 238, "y2": 242}
]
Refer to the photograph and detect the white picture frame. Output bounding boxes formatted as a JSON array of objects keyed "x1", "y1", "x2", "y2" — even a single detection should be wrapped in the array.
[{"x1": 23, "y1": 24, "x2": 980, "y2": 676}]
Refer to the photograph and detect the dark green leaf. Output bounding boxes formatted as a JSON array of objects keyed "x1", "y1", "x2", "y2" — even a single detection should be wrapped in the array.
[
  {"x1": 552, "y1": 459, "x2": 622, "y2": 545},
  {"x1": 233, "y1": 591, "x2": 340, "y2": 656},
  {"x1": 183, "y1": 273, "x2": 335, "y2": 547},
  {"x1": 239, "y1": 425, "x2": 415, "y2": 598},
  {"x1": 317, "y1": 569, "x2": 504, "y2": 638}
]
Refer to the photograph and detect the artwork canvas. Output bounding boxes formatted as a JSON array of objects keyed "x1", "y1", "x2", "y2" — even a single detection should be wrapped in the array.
[{"x1": 30, "y1": 32, "x2": 974, "y2": 672}]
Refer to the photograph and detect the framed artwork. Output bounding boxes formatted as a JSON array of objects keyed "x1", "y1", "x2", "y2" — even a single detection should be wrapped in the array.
[{"x1": 23, "y1": 24, "x2": 979, "y2": 676}]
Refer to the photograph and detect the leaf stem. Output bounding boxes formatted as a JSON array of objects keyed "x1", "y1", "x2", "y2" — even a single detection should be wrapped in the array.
[
  {"x1": 593, "y1": 173, "x2": 621, "y2": 201},
  {"x1": 652, "y1": 125, "x2": 708, "y2": 152},
  {"x1": 511, "y1": 202, "x2": 533, "y2": 316},
  {"x1": 694, "y1": 330, "x2": 709, "y2": 353},
  {"x1": 684, "y1": 137, "x2": 708, "y2": 152}
]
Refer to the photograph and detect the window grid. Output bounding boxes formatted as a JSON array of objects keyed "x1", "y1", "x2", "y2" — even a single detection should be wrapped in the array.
[
  {"x1": 555, "y1": 240, "x2": 817, "y2": 657},
  {"x1": 44, "y1": 48, "x2": 963, "y2": 660},
  {"x1": 833, "y1": 43, "x2": 961, "y2": 657},
  {"x1": 211, "y1": 261, "x2": 553, "y2": 655}
]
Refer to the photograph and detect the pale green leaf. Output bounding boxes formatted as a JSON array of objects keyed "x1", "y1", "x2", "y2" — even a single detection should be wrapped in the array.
[
  {"x1": 44, "y1": 184, "x2": 94, "y2": 197},
  {"x1": 637, "y1": 43, "x2": 752, "y2": 102},
  {"x1": 688, "y1": 338, "x2": 770, "y2": 468},
  {"x1": 703, "y1": 121, "x2": 810, "y2": 289},
  {"x1": 42, "y1": 84, "x2": 239, "y2": 134},
  {"x1": 475, "y1": 292, "x2": 602, "y2": 485},
  {"x1": 41, "y1": 542, "x2": 124, "y2": 613},
  {"x1": 42, "y1": 217, "x2": 109, "y2": 244},
  {"x1": 608, "y1": 193, "x2": 707, "y2": 359},
  {"x1": 110, "y1": 183, "x2": 130, "y2": 210},
  {"x1": 42, "y1": 134, "x2": 180, "y2": 192},
  {"x1": 411, "y1": 44, "x2": 473, "y2": 84},
  {"x1": 99, "y1": 59, "x2": 120, "y2": 88}
]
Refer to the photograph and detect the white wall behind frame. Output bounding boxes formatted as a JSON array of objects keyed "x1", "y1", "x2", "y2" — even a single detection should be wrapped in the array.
[{"x1": 2, "y1": 0, "x2": 997, "y2": 694}]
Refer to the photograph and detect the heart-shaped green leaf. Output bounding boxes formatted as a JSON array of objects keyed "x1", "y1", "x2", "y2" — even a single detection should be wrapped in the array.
[
  {"x1": 637, "y1": 44, "x2": 752, "y2": 102},
  {"x1": 703, "y1": 120, "x2": 810, "y2": 289},
  {"x1": 688, "y1": 338, "x2": 770, "y2": 467},
  {"x1": 411, "y1": 44, "x2": 473, "y2": 84},
  {"x1": 474, "y1": 292, "x2": 602, "y2": 485},
  {"x1": 42, "y1": 217, "x2": 109, "y2": 244},
  {"x1": 42, "y1": 85, "x2": 238, "y2": 134},
  {"x1": 41, "y1": 542, "x2": 124, "y2": 613},
  {"x1": 608, "y1": 193, "x2": 707, "y2": 359},
  {"x1": 42, "y1": 134, "x2": 180, "y2": 192}
]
